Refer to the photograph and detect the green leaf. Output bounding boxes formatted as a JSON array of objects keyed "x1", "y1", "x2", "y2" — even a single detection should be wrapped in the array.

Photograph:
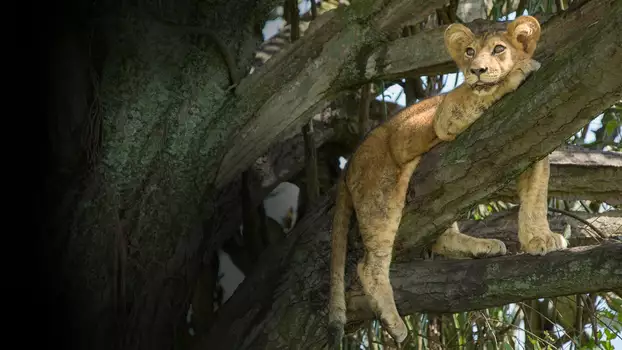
[
  {"x1": 604, "y1": 328, "x2": 615, "y2": 340},
  {"x1": 607, "y1": 295, "x2": 622, "y2": 313},
  {"x1": 605, "y1": 119, "x2": 618, "y2": 136}
]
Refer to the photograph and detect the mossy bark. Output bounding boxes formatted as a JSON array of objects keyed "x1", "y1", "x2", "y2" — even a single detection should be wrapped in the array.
[{"x1": 45, "y1": 1, "x2": 277, "y2": 349}]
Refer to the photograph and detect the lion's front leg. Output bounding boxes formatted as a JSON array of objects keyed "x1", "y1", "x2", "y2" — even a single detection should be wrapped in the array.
[
  {"x1": 432, "y1": 96, "x2": 459, "y2": 141},
  {"x1": 517, "y1": 155, "x2": 568, "y2": 255}
]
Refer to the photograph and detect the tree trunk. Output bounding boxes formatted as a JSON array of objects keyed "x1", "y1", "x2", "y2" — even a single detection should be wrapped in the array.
[{"x1": 45, "y1": 1, "x2": 278, "y2": 349}]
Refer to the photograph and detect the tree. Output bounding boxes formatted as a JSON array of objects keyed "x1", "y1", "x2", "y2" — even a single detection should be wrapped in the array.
[{"x1": 42, "y1": 0, "x2": 621, "y2": 349}]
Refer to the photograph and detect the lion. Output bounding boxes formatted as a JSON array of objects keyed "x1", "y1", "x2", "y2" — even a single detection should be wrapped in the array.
[{"x1": 327, "y1": 15, "x2": 568, "y2": 346}]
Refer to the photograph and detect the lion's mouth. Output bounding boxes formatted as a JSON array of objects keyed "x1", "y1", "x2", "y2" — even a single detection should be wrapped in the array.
[{"x1": 471, "y1": 81, "x2": 498, "y2": 91}]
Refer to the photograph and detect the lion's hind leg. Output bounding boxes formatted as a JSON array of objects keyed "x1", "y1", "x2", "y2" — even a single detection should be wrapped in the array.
[
  {"x1": 351, "y1": 159, "x2": 419, "y2": 344},
  {"x1": 356, "y1": 220, "x2": 406, "y2": 343},
  {"x1": 431, "y1": 222, "x2": 507, "y2": 259}
]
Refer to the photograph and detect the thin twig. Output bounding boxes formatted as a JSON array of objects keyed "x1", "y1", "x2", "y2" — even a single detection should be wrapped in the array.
[
  {"x1": 359, "y1": 83, "x2": 372, "y2": 140},
  {"x1": 579, "y1": 200, "x2": 593, "y2": 213},
  {"x1": 547, "y1": 207, "x2": 607, "y2": 239},
  {"x1": 310, "y1": 0, "x2": 317, "y2": 19},
  {"x1": 516, "y1": 0, "x2": 528, "y2": 15}
]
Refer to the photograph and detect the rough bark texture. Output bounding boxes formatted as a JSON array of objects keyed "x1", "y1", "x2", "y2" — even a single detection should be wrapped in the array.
[
  {"x1": 214, "y1": 0, "x2": 449, "y2": 187},
  {"x1": 45, "y1": 1, "x2": 280, "y2": 349},
  {"x1": 362, "y1": 0, "x2": 607, "y2": 80},
  {"x1": 198, "y1": 1, "x2": 622, "y2": 347},
  {"x1": 348, "y1": 243, "x2": 622, "y2": 320}
]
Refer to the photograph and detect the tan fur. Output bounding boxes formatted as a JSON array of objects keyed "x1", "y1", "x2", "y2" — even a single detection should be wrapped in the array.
[{"x1": 328, "y1": 16, "x2": 567, "y2": 346}]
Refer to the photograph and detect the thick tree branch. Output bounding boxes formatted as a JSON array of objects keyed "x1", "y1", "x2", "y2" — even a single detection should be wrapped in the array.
[
  {"x1": 348, "y1": 211, "x2": 622, "y2": 320},
  {"x1": 347, "y1": 243, "x2": 622, "y2": 320},
  {"x1": 363, "y1": 0, "x2": 607, "y2": 80},
  {"x1": 214, "y1": 0, "x2": 449, "y2": 187}
]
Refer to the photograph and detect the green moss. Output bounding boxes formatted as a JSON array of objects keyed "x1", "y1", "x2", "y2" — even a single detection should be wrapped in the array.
[
  {"x1": 442, "y1": 144, "x2": 470, "y2": 165},
  {"x1": 98, "y1": 15, "x2": 234, "y2": 192},
  {"x1": 344, "y1": 0, "x2": 383, "y2": 22}
]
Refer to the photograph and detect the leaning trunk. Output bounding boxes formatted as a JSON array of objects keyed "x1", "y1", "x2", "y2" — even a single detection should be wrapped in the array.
[{"x1": 44, "y1": 1, "x2": 272, "y2": 349}]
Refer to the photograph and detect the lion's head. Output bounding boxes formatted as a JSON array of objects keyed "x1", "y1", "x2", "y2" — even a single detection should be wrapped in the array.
[{"x1": 444, "y1": 16, "x2": 541, "y2": 95}]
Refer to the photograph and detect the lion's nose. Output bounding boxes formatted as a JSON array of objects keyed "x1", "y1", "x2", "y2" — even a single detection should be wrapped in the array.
[{"x1": 470, "y1": 67, "x2": 488, "y2": 77}]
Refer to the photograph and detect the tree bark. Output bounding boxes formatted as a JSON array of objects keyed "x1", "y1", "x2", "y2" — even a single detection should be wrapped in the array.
[
  {"x1": 363, "y1": 0, "x2": 607, "y2": 80},
  {"x1": 214, "y1": 0, "x2": 449, "y2": 187},
  {"x1": 198, "y1": 1, "x2": 622, "y2": 346},
  {"x1": 347, "y1": 243, "x2": 622, "y2": 320},
  {"x1": 45, "y1": 1, "x2": 279, "y2": 349}
]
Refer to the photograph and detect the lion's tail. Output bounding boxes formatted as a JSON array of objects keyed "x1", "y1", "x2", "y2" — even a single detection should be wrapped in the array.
[{"x1": 328, "y1": 173, "x2": 353, "y2": 349}]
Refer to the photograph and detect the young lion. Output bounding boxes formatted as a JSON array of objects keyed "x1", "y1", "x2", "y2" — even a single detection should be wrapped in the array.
[{"x1": 328, "y1": 16, "x2": 568, "y2": 345}]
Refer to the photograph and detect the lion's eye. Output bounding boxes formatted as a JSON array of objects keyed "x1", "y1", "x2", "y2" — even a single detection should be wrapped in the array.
[
  {"x1": 465, "y1": 47, "x2": 475, "y2": 57},
  {"x1": 493, "y1": 45, "x2": 505, "y2": 54}
]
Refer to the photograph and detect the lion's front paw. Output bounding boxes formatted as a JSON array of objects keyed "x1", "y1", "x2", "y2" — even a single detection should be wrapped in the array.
[
  {"x1": 434, "y1": 120, "x2": 457, "y2": 141},
  {"x1": 518, "y1": 59, "x2": 541, "y2": 74},
  {"x1": 528, "y1": 59, "x2": 541, "y2": 72},
  {"x1": 520, "y1": 230, "x2": 568, "y2": 256},
  {"x1": 472, "y1": 238, "x2": 508, "y2": 258}
]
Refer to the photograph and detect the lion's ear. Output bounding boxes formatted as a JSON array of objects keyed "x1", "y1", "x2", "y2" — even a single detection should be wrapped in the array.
[
  {"x1": 506, "y1": 15, "x2": 541, "y2": 55},
  {"x1": 444, "y1": 23, "x2": 475, "y2": 62}
]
